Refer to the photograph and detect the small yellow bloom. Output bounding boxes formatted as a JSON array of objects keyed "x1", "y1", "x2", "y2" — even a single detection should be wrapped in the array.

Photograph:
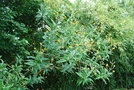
[
  {"x1": 41, "y1": 49, "x2": 44, "y2": 51},
  {"x1": 56, "y1": 40, "x2": 60, "y2": 43},
  {"x1": 96, "y1": 50, "x2": 99, "y2": 53},
  {"x1": 100, "y1": 27, "x2": 102, "y2": 29},
  {"x1": 75, "y1": 30, "x2": 79, "y2": 33},
  {"x1": 43, "y1": 48, "x2": 47, "y2": 51},
  {"x1": 94, "y1": 73, "x2": 97, "y2": 75},
  {"x1": 40, "y1": 52, "x2": 44, "y2": 54},
  {"x1": 45, "y1": 30, "x2": 48, "y2": 32},
  {"x1": 106, "y1": 64, "x2": 109, "y2": 67},
  {"x1": 69, "y1": 46, "x2": 72, "y2": 49},
  {"x1": 34, "y1": 48, "x2": 36, "y2": 50},
  {"x1": 71, "y1": 23, "x2": 75, "y2": 25},
  {"x1": 87, "y1": 68, "x2": 90, "y2": 70},
  {"x1": 112, "y1": 70, "x2": 115, "y2": 73},
  {"x1": 61, "y1": 46, "x2": 64, "y2": 49},
  {"x1": 56, "y1": 12, "x2": 59, "y2": 15},
  {"x1": 97, "y1": 55, "x2": 101, "y2": 59},
  {"x1": 107, "y1": 39, "x2": 110, "y2": 42},
  {"x1": 112, "y1": 48, "x2": 115, "y2": 50},
  {"x1": 64, "y1": 16, "x2": 67, "y2": 18},
  {"x1": 83, "y1": 68, "x2": 86, "y2": 70},
  {"x1": 74, "y1": 44, "x2": 79, "y2": 46}
]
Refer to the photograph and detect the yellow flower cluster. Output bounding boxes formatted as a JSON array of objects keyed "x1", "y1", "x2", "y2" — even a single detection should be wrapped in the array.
[
  {"x1": 53, "y1": 12, "x2": 59, "y2": 15},
  {"x1": 75, "y1": 30, "x2": 81, "y2": 34},
  {"x1": 42, "y1": 48, "x2": 47, "y2": 51},
  {"x1": 62, "y1": 16, "x2": 67, "y2": 19}
]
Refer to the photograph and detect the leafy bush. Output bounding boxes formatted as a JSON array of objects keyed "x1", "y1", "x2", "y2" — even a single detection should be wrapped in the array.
[
  {"x1": 34, "y1": 0, "x2": 134, "y2": 89},
  {"x1": 0, "y1": 0, "x2": 40, "y2": 62},
  {"x1": 0, "y1": 0, "x2": 133, "y2": 89},
  {"x1": 0, "y1": 7, "x2": 29, "y2": 62}
]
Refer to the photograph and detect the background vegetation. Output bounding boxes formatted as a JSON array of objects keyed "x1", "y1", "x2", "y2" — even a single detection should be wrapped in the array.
[{"x1": 0, "y1": 0, "x2": 133, "y2": 89}]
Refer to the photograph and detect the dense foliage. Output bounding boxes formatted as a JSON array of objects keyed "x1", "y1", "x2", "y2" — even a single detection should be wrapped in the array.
[{"x1": 0, "y1": 0, "x2": 133, "y2": 89}]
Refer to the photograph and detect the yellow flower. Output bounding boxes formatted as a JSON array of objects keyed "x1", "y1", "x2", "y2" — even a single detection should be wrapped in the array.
[
  {"x1": 34, "y1": 48, "x2": 36, "y2": 50},
  {"x1": 106, "y1": 64, "x2": 109, "y2": 67},
  {"x1": 43, "y1": 48, "x2": 47, "y2": 51},
  {"x1": 83, "y1": 68, "x2": 86, "y2": 70},
  {"x1": 45, "y1": 30, "x2": 48, "y2": 32},
  {"x1": 56, "y1": 12, "x2": 59, "y2": 15},
  {"x1": 42, "y1": 48, "x2": 46, "y2": 51},
  {"x1": 107, "y1": 39, "x2": 110, "y2": 42},
  {"x1": 112, "y1": 70, "x2": 115, "y2": 73},
  {"x1": 61, "y1": 46, "x2": 64, "y2": 49},
  {"x1": 75, "y1": 30, "x2": 79, "y2": 33},
  {"x1": 87, "y1": 68, "x2": 90, "y2": 70},
  {"x1": 112, "y1": 48, "x2": 115, "y2": 50},
  {"x1": 22, "y1": 82, "x2": 25, "y2": 85},
  {"x1": 64, "y1": 16, "x2": 67, "y2": 18},
  {"x1": 94, "y1": 73, "x2": 97, "y2": 75},
  {"x1": 100, "y1": 27, "x2": 102, "y2": 29},
  {"x1": 97, "y1": 55, "x2": 101, "y2": 59},
  {"x1": 56, "y1": 40, "x2": 60, "y2": 43},
  {"x1": 74, "y1": 44, "x2": 79, "y2": 46},
  {"x1": 40, "y1": 52, "x2": 44, "y2": 54},
  {"x1": 69, "y1": 46, "x2": 72, "y2": 49},
  {"x1": 96, "y1": 50, "x2": 99, "y2": 53},
  {"x1": 76, "y1": 21, "x2": 79, "y2": 23},
  {"x1": 71, "y1": 23, "x2": 75, "y2": 25}
]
